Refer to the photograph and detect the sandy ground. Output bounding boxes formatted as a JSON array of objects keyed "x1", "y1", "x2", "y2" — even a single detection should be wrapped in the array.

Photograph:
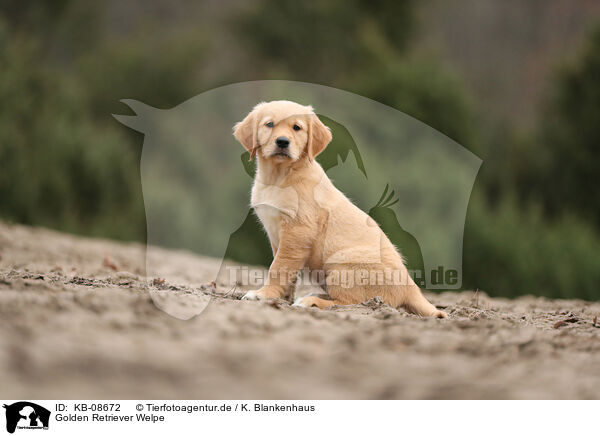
[{"x1": 0, "y1": 221, "x2": 599, "y2": 399}]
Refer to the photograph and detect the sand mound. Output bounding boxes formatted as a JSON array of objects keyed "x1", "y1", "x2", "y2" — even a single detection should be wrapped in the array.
[{"x1": 0, "y1": 221, "x2": 599, "y2": 399}]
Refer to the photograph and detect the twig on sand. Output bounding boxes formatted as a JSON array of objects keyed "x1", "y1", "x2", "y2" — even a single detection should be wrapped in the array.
[
  {"x1": 553, "y1": 320, "x2": 568, "y2": 329},
  {"x1": 553, "y1": 314, "x2": 579, "y2": 329},
  {"x1": 214, "y1": 283, "x2": 238, "y2": 298}
]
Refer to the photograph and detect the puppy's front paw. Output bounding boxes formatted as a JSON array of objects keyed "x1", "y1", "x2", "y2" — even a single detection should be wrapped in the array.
[
  {"x1": 241, "y1": 285, "x2": 283, "y2": 301},
  {"x1": 241, "y1": 290, "x2": 263, "y2": 301}
]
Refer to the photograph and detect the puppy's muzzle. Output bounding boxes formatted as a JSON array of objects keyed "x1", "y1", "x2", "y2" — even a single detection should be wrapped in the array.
[{"x1": 272, "y1": 136, "x2": 291, "y2": 157}]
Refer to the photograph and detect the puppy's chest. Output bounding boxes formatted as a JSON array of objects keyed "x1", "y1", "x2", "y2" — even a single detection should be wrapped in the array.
[
  {"x1": 253, "y1": 206, "x2": 282, "y2": 246},
  {"x1": 251, "y1": 181, "x2": 299, "y2": 247}
]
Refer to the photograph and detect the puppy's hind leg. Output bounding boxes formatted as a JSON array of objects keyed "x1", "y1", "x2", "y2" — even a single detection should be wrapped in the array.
[
  {"x1": 400, "y1": 285, "x2": 447, "y2": 318},
  {"x1": 292, "y1": 295, "x2": 341, "y2": 309},
  {"x1": 293, "y1": 279, "x2": 362, "y2": 309},
  {"x1": 293, "y1": 294, "x2": 362, "y2": 309}
]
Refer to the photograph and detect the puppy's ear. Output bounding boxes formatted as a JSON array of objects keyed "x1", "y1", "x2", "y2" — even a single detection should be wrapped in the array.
[
  {"x1": 307, "y1": 114, "x2": 332, "y2": 161},
  {"x1": 233, "y1": 110, "x2": 258, "y2": 160}
]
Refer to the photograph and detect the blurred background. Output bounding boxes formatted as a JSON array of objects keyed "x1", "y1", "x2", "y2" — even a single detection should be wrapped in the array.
[{"x1": 1, "y1": 0, "x2": 600, "y2": 300}]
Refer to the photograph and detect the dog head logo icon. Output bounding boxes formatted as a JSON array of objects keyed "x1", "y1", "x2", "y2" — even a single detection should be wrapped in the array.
[{"x1": 3, "y1": 402, "x2": 50, "y2": 434}]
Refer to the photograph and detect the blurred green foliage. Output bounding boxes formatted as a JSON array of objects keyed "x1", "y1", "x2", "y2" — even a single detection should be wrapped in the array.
[
  {"x1": 463, "y1": 192, "x2": 600, "y2": 300},
  {"x1": 76, "y1": 30, "x2": 206, "y2": 117},
  {"x1": 0, "y1": 21, "x2": 144, "y2": 239},
  {"x1": 234, "y1": 0, "x2": 477, "y2": 151},
  {"x1": 234, "y1": 0, "x2": 413, "y2": 83},
  {"x1": 529, "y1": 27, "x2": 600, "y2": 226},
  {"x1": 1, "y1": 1, "x2": 599, "y2": 300}
]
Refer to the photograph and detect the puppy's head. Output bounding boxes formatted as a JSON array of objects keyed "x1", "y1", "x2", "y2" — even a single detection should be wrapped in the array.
[{"x1": 233, "y1": 100, "x2": 331, "y2": 164}]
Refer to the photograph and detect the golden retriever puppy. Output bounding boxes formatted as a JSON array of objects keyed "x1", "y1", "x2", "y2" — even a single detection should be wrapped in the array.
[{"x1": 233, "y1": 100, "x2": 447, "y2": 318}]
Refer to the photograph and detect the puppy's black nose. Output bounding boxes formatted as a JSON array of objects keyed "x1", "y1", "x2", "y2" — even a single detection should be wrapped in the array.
[{"x1": 276, "y1": 136, "x2": 290, "y2": 148}]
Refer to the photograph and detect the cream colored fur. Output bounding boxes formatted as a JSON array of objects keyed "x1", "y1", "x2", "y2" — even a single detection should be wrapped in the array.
[{"x1": 233, "y1": 100, "x2": 447, "y2": 318}]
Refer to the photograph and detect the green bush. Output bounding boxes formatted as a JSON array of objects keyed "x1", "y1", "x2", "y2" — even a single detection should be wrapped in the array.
[
  {"x1": 525, "y1": 26, "x2": 600, "y2": 226},
  {"x1": 0, "y1": 24, "x2": 145, "y2": 240},
  {"x1": 234, "y1": 0, "x2": 477, "y2": 151},
  {"x1": 463, "y1": 192, "x2": 600, "y2": 300},
  {"x1": 76, "y1": 29, "x2": 206, "y2": 119},
  {"x1": 234, "y1": 0, "x2": 413, "y2": 83},
  {"x1": 350, "y1": 55, "x2": 478, "y2": 151}
]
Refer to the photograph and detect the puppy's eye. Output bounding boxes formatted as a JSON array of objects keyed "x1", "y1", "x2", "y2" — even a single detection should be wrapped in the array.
[
  {"x1": 265, "y1": 122, "x2": 274, "y2": 128},
  {"x1": 293, "y1": 124, "x2": 301, "y2": 131}
]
